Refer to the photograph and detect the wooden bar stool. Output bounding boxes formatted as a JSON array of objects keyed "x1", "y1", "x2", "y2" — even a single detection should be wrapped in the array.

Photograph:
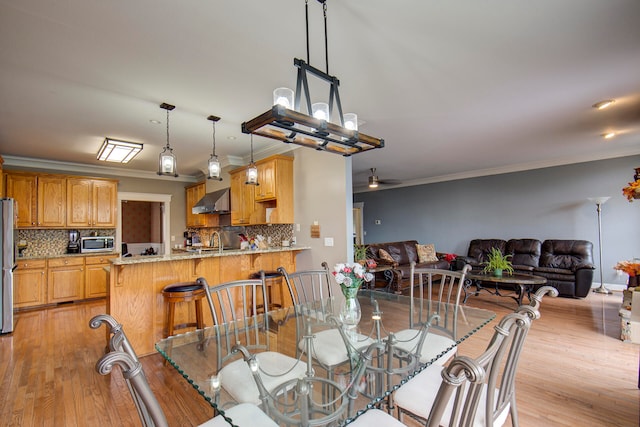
[
  {"x1": 161, "y1": 282, "x2": 206, "y2": 337},
  {"x1": 249, "y1": 270, "x2": 284, "y2": 312}
]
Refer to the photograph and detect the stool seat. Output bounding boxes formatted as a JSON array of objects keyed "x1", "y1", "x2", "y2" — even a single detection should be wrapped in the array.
[
  {"x1": 249, "y1": 271, "x2": 284, "y2": 312},
  {"x1": 161, "y1": 281, "x2": 206, "y2": 337}
]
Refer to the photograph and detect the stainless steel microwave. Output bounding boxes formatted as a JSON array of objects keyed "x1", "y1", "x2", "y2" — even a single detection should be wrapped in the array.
[{"x1": 81, "y1": 236, "x2": 115, "y2": 253}]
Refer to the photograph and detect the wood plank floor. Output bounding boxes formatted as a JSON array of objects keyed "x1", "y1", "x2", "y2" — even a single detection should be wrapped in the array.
[{"x1": 0, "y1": 291, "x2": 638, "y2": 426}]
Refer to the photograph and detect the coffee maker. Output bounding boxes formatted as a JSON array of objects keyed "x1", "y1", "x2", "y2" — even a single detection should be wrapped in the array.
[{"x1": 67, "y1": 230, "x2": 80, "y2": 254}]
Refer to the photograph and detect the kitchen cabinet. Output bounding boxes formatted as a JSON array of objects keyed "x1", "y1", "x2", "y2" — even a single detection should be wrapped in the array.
[
  {"x1": 185, "y1": 181, "x2": 222, "y2": 228},
  {"x1": 67, "y1": 178, "x2": 117, "y2": 228},
  {"x1": 47, "y1": 257, "x2": 84, "y2": 303},
  {"x1": 229, "y1": 155, "x2": 293, "y2": 225},
  {"x1": 229, "y1": 171, "x2": 256, "y2": 225},
  {"x1": 14, "y1": 259, "x2": 47, "y2": 309},
  {"x1": 85, "y1": 255, "x2": 117, "y2": 298},
  {"x1": 5, "y1": 172, "x2": 65, "y2": 228}
]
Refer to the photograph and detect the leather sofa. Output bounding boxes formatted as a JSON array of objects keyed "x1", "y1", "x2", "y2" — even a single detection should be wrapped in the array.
[
  {"x1": 367, "y1": 240, "x2": 450, "y2": 293},
  {"x1": 456, "y1": 238, "x2": 595, "y2": 298}
]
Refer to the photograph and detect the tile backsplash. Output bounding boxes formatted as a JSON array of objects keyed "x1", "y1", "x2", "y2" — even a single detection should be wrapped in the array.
[
  {"x1": 186, "y1": 224, "x2": 294, "y2": 249},
  {"x1": 17, "y1": 229, "x2": 116, "y2": 258}
]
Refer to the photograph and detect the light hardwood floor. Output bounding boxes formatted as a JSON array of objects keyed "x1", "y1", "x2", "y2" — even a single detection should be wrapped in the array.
[{"x1": 0, "y1": 290, "x2": 638, "y2": 426}]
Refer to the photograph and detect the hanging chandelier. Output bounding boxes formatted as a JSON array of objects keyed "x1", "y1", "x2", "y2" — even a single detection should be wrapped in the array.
[
  {"x1": 241, "y1": 0, "x2": 384, "y2": 156},
  {"x1": 157, "y1": 102, "x2": 178, "y2": 177},
  {"x1": 207, "y1": 115, "x2": 222, "y2": 181}
]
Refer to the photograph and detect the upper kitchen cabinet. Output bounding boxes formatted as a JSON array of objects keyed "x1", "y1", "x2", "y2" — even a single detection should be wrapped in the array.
[
  {"x1": 5, "y1": 172, "x2": 66, "y2": 227},
  {"x1": 66, "y1": 178, "x2": 118, "y2": 228},
  {"x1": 229, "y1": 155, "x2": 293, "y2": 225}
]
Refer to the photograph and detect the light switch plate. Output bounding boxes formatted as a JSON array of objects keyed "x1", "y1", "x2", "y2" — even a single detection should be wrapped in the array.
[{"x1": 324, "y1": 237, "x2": 334, "y2": 247}]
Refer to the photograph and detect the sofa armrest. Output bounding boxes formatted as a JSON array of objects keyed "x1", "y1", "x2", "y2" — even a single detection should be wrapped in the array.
[{"x1": 573, "y1": 262, "x2": 596, "y2": 272}]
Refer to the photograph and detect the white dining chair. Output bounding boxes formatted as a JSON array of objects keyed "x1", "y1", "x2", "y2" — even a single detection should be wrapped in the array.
[
  {"x1": 197, "y1": 275, "x2": 307, "y2": 405},
  {"x1": 90, "y1": 314, "x2": 278, "y2": 427}
]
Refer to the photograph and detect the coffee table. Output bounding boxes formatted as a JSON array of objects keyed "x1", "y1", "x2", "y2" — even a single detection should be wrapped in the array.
[{"x1": 464, "y1": 272, "x2": 547, "y2": 305}]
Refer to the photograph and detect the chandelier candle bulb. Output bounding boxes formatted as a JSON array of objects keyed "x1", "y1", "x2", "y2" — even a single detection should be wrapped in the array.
[
  {"x1": 273, "y1": 87, "x2": 294, "y2": 109},
  {"x1": 312, "y1": 102, "x2": 330, "y2": 121}
]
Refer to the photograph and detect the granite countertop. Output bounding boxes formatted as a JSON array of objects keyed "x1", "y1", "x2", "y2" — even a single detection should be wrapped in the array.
[
  {"x1": 110, "y1": 246, "x2": 310, "y2": 266},
  {"x1": 17, "y1": 252, "x2": 119, "y2": 261}
]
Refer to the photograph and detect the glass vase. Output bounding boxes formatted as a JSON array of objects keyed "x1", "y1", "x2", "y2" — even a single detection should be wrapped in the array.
[{"x1": 340, "y1": 284, "x2": 362, "y2": 341}]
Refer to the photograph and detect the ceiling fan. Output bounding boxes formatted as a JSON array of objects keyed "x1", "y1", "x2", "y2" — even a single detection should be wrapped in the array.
[{"x1": 367, "y1": 168, "x2": 402, "y2": 188}]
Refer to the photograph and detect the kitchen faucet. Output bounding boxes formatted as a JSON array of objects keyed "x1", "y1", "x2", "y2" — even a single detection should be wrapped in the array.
[{"x1": 210, "y1": 231, "x2": 223, "y2": 254}]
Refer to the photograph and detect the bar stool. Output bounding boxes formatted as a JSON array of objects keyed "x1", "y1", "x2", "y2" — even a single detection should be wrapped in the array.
[
  {"x1": 161, "y1": 282, "x2": 206, "y2": 337},
  {"x1": 249, "y1": 270, "x2": 284, "y2": 312}
]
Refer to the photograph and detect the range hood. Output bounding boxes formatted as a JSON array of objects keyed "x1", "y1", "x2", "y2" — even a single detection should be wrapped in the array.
[{"x1": 192, "y1": 188, "x2": 230, "y2": 214}]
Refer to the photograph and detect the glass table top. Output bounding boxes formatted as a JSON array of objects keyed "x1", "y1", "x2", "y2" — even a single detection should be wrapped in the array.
[{"x1": 155, "y1": 289, "x2": 496, "y2": 426}]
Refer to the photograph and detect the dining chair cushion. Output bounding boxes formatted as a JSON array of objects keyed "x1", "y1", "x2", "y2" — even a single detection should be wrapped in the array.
[
  {"x1": 199, "y1": 402, "x2": 278, "y2": 427},
  {"x1": 392, "y1": 329, "x2": 456, "y2": 365},
  {"x1": 394, "y1": 365, "x2": 508, "y2": 427},
  {"x1": 348, "y1": 408, "x2": 407, "y2": 426},
  {"x1": 220, "y1": 351, "x2": 307, "y2": 405},
  {"x1": 299, "y1": 328, "x2": 375, "y2": 367}
]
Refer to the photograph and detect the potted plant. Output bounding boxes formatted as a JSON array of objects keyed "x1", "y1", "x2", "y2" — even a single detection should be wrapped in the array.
[
  {"x1": 482, "y1": 247, "x2": 514, "y2": 277},
  {"x1": 354, "y1": 244, "x2": 369, "y2": 265}
]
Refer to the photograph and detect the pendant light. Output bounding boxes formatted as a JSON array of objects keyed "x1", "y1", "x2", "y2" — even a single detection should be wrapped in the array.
[
  {"x1": 207, "y1": 115, "x2": 222, "y2": 181},
  {"x1": 158, "y1": 103, "x2": 178, "y2": 177},
  {"x1": 245, "y1": 134, "x2": 259, "y2": 186}
]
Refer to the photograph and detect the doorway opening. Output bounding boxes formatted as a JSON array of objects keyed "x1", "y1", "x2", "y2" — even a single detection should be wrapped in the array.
[{"x1": 117, "y1": 192, "x2": 172, "y2": 256}]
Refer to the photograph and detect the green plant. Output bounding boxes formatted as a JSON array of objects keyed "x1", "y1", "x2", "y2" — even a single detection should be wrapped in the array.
[
  {"x1": 354, "y1": 244, "x2": 369, "y2": 262},
  {"x1": 482, "y1": 247, "x2": 514, "y2": 275}
]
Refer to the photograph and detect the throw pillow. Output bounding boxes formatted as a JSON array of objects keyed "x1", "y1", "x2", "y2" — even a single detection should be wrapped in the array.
[
  {"x1": 416, "y1": 244, "x2": 438, "y2": 263},
  {"x1": 378, "y1": 248, "x2": 395, "y2": 263}
]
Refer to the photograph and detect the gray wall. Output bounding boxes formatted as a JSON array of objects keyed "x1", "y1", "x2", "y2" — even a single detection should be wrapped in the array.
[{"x1": 355, "y1": 155, "x2": 640, "y2": 287}]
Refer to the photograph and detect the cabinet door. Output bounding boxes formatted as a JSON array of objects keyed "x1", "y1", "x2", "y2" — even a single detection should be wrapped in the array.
[
  {"x1": 186, "y1": 182, "x2": 206, "y2": 227},
  {"x1": 5, "y1": 173, "x2": 37, "y2": 227},
  {"x1": 14, "y1": 260, "x2": 47, "y2": 308},
  {"x1": 92, "y1": 180, "x2": 117, "y2": 227},
  {"x1": 66, "y1": 178, "x2": 92, "y2": 227},
  {"x1": 47, "y1": 258, "x2": 84, "y2": 303},
  {"x1": 255, "y1": 160, "x2": 276, "y2": 201},
  {"x1": 230, "y1": 171, "x2": 253, "y2": 225},
  {"x1": 85, "y1": 255, "x2": 116, "y2": 298},
  {"x1": 38, "y1": 176, "x2": 66, "y2": 227}
]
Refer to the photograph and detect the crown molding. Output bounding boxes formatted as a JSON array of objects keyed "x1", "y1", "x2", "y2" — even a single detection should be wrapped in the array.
[{"x1": 2, "y1": 155, "x2": 199, "y2": 182}]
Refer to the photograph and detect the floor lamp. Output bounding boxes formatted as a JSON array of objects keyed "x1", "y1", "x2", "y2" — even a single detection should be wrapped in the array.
[{"x1": 589, "y1": 196, "x2": 611, "y2": 294}]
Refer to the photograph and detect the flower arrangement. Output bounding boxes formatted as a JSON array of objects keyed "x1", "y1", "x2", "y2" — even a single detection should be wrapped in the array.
[
  {"x1": 332, "y1": 263, "x2": 374, "y2": 294},
  {"x1": 614, "y1": 260, "x2": 640, "y2": 277},
  {"x1": 622, "y1": 179, "x2": 640, "y2": 202}
]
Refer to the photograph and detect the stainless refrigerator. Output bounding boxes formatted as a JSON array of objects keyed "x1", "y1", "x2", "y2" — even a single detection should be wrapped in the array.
[{"x1": 1, "y1": 198, "x2": 16, "y2": 334}]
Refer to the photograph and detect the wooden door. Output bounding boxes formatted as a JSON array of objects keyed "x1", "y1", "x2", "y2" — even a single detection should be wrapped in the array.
[
  {"x1": 14, "y1": 260, "x2": 47, "y2": 308},
  {"x1": 66, "y1": 178, "x2": 92, "y2": 227},
  {"x1": 255, "y1": 159, "x2": 276, "y2": 201},
  {"x1": 230, "y1": 171, "x2": 252, "y2": 225},
  {"x1": 85, "y1": 255, "x2": 116, "y2": 298},
  {"x1": 5, "y1": 173, "x2": 37, "y2": 227},
  {"x1": 185, "y1": 182, "x2": 206, "y2": 227},
  {"x1": 92, "y1": 180, "x2": 117, "y2": 227},
  {"x1": 47, "y1": 258, "x2": 84, "y2": 303},
  {"x1": 37, "y1": 176, "x2": 66, "y2": 227}
]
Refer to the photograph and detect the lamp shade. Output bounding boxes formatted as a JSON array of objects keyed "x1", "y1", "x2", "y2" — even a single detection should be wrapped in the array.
[
  {"x1": 208, "y1": 155, "x2": 221, "y2": 180},
  {"x1": 246, "y1": 163, "x2": 258, "y2": 185},
  {"x1": 312, "y1": 102, "x2": 330, "y2": 121},
  {"x1": 343, "y1": 113, "x2": 358, "y2": 131},
  {"x1": 273, "y1": 87, "x2": 294, "y2": 109},
  {"x1": 158, "y1": 147, "x2": 177, "y2": 176}
]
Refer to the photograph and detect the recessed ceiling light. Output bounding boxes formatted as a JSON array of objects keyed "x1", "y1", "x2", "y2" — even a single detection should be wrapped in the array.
[
  {"x1": 149, "y1": 119, "x2": 162, "y2": 125},
  {"x1": 592, "y1": 100, "x2": 615, "y2": 110},
  {"x1": 602, "y1": 132, "x2": 616, "y2": 139}
]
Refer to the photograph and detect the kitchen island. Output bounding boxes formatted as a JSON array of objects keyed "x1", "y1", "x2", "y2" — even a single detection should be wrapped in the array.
[{"x1": 108, "y1": 246, "x2": 309, "y2": 355}]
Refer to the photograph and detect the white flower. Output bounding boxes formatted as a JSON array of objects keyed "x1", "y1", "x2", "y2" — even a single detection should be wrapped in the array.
[{"x1": 334, "y1": 272, "x2": 346, "y2": 284}]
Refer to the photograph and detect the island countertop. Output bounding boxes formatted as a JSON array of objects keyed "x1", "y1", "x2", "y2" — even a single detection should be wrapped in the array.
[{"x1": 110, "y1": 246, "x2": 310, "y2": 266}]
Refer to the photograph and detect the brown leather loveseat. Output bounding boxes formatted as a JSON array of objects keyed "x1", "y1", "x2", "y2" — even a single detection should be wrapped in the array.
[
  {"x1": 367, "y1": 240, "x2": 450, "y2": 293},
  {"x1": 456, "y1": 238, "x2": 595, "y2": 298}
]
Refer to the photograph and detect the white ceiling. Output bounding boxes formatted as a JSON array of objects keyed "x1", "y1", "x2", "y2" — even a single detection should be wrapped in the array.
[{"x1": 1, "y1": 0, "x2": 639, "y2": 192}]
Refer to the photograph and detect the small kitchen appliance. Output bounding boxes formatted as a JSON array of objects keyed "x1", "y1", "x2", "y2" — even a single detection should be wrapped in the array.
[{"x1": 67, "y1": 229, "x2": 80, "y2": 254}]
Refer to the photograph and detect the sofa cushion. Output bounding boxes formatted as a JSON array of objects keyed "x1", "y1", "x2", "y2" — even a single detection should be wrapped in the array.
[
  {"x1": 505, "y1": 239, "x2": 541, "y2": 269},
  {"x1": 416, "y1": 244, "x2": 438, "y2": 263},
  {"x1": 378, "y1": 249, "x2": 395, "y2": 263},
  {"x1": 540, "y1": 240, "x2": 594, "y2": 270},
  {"x1": 467, "y1": 239, "x2": 507, "y2": 264}
]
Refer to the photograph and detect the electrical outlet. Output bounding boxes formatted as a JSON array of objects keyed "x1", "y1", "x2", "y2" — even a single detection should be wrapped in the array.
[
  {"x1": 324, "y1": 237, "x2": 334, "y2": 247},
  {"x1": 375, "y1": 219, "x2": 381, "y2": 225},
  {"x1": 296, "y1": 223, "x2": 301, "y2": 232},
  {"x1": 171, "y1": 235, "x2": 175, "y2": 242}
]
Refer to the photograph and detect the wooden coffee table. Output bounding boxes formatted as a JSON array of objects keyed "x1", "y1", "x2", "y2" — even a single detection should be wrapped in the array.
[{"x1": 464, "y1": 272, "x2": 547, "y2": 305}]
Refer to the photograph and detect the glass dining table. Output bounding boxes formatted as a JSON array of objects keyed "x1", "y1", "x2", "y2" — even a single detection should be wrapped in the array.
[{"x1": 155, "y1": 289, "x2": 496, "y2": 426}]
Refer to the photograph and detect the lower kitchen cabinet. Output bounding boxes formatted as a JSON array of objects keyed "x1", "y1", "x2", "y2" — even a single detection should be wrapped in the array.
[
  {"x1": 85, "y1": 255, "x2": 117, "y2": 298},
  {"x1": 14, "y1": 259, "x2": 47, "y2": 309},
  {"x1": 47, "y1": 257, "x2": 85, "y2": 303}
]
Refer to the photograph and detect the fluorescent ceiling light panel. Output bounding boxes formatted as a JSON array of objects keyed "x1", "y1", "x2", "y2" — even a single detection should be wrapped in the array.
[{"x1": 97, "y1": 138, "x2": 143, "y2": 163}]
